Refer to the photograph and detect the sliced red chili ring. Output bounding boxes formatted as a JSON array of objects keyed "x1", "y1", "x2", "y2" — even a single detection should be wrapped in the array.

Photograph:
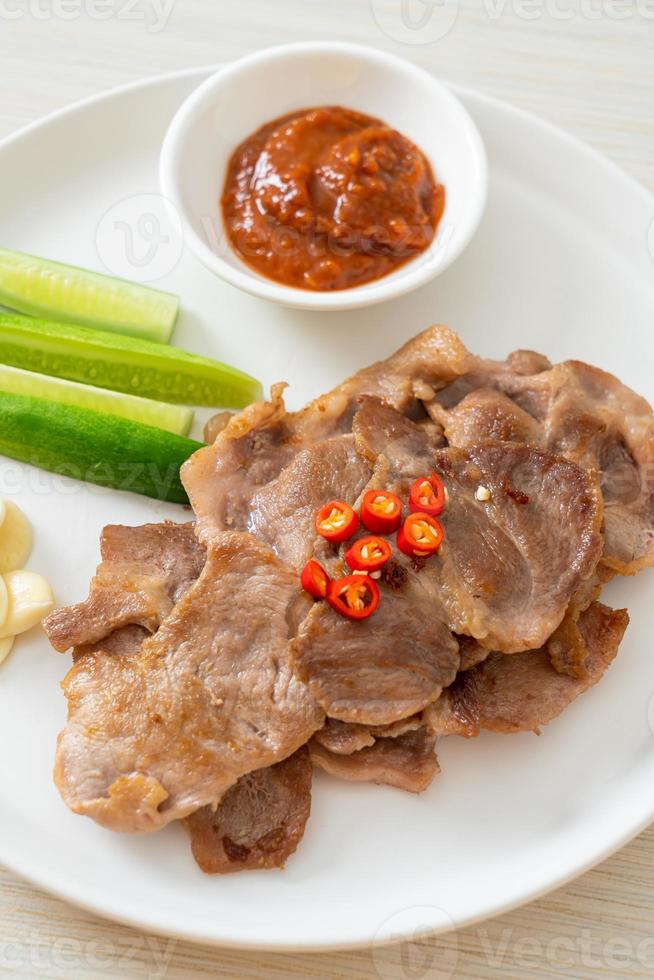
[
  {"x1": 345, "y1": 535, "x2": 392, "y2": 573},
  {"x1": 300, "y1": 559, "x2": 330, "y2": 599},
  {"x1": 397, "y1": 512, "x2": 444, "y2": 559},
  {"x1": 409, "y1": 473, "x2": 446, "y2": 517},
  {"x1": 360, "y1": 489, "x2": 403, "y2": 534},
  {"x1": 429, "y1": 471, "x2": 447, "y2": 510},
  {"x1": 326, "y1": 574, "x2": 380, "y2": 621},
  {"x1": 315, "y1": 500, "x2": 359, "y2": 543}
]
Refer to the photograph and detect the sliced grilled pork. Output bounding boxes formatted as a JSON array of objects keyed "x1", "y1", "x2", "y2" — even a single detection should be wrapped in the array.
[
  {"x1": 291, "y1": 404, "x2": 602, "y2": 719},
  {"x1": 240, "y1": 400, "x2": 459, "y2": 726},
  {"x1": 184, "y1": 325, "x2": 473, "y2": 544},
  {"x1": 310, "y1": 729, "x2": 439, "y2": 793},
  {"x1": 180, "y1": 384, "x2": 297, "y2": 539},
  {"x1": 248, "y1": 434, "x2": 371, "y2": 570},
  {"x1": 437, "y1": 388, "x2": 540, "y2": 447},
  {"x1": 431, "y1": 443, "x2": 603, "y2": 651},
  {"x1": 55, "y1": 532, "x2": 323, "y2": 833},
  {"x1": 291, "y1": 581, "x2": 459, "y2": 726},
  {"x1": 546, "y1": 565, "x2": 615, "y2": 678},
  {"x1": 247, "y1": 403, "x2": 441, "y2": 573},
  {"x1": 457, "y1": 635, "x2": 491, "y2": 671},
  {"x1": 428, "y1": 601, "x2": 628, "y2": 736},
  {"x1": 46, "y1": 323, "x2": 640, "y2": 867},
  {"x1": 313, "y1": 715, "x2": 425, "y2": 755},
  {"x1": 189, "y1": 325, "x2": 654, "y2": 574},
  {"x1": 328, "y1": 322, "x2": 472, "y2": 417},
  {"x1": 352, "y1": 394, "x2": 445, "y2": 475},
  {"x1": 425, "y1": 348, "x2": 552, "y2": 412},
  {"x1": 543, "y1": 362, "x2": 654, "y2": 574},
  {"x1": 43, "y1": 522, "x2": 205, "y2": 653},
  {"x1": 432, "y1": 350, "x2": 654, "y2": 574},
  {"x1": 73, "y1": 624, "x2": 150, "y2": 661},
  {"x1": 352, "y1": 400, "x2": 603, "y2": 652},
  {"x1": 185, "y1": 748, "x2": 312, "y2": 873}
]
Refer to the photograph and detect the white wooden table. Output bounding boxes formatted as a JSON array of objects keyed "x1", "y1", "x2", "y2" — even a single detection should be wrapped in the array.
[{"x1": 1, "y1": 4, "x2": 653, "y2": 977}]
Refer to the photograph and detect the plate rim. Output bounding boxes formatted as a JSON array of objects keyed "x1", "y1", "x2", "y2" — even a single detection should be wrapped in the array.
[{"x1": 1, "y1": 63, "x2": 654, "y2": 953}]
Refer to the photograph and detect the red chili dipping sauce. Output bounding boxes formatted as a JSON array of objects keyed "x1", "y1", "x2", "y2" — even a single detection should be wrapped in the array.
[{"x1": 221, "y1": 106, "x2": 445, "y2": 291}]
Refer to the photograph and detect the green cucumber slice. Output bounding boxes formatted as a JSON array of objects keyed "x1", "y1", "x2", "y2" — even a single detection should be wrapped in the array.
[
  {"x1": 0, "y1": 313, "x2": 263, "y2": 407},
  {"x1": 0, "y1": 363, "x2": 193, "y2": 436},
  {"x1": 0, "y1": 248, "x2": 179, "y2": 343},
  {"x1": 0, "y1": 391, "x2": 202, "y2": 504}
]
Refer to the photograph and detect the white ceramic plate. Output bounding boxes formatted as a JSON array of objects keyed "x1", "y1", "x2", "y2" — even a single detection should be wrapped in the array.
[{"x1": 0, "y1": 67, "x2": 653, "y2": 953}]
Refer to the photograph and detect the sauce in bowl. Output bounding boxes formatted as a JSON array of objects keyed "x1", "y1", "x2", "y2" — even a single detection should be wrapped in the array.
[{"x1": 221, "y1": 106, "x2": 445, "y2": 292}]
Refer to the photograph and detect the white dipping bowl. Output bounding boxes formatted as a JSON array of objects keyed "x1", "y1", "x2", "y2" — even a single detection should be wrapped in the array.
[{"x1": 159, "y1": 42, "x2": 487, "y2": 311}]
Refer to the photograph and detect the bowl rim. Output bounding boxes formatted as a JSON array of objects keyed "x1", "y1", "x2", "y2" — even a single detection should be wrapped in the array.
[{"x1": 159, "y1": 40, "x2": 488, "y2": 311}]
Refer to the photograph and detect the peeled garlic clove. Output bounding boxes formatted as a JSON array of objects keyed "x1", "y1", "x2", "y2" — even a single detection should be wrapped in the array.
[
  {"x1": 0, "y1": 571, "x2": 54, "y2": 638},
  {"x1": 0, "y1": 502, "x2": 33, "y2": 573},
  {"x1": 0, "y1": 635, "x2": 14, "y2": 666}
]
